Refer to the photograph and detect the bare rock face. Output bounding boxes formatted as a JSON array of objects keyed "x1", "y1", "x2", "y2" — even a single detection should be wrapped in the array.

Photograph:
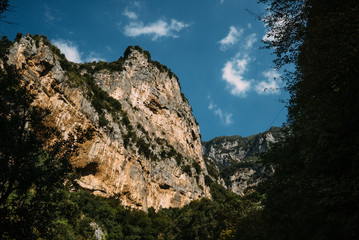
[
  {"x1": 202, "y1": 127, "x2": 281, "y2": 195},
  {"x1": 3, "y1": 34, "x2": 210, "y2": 211}
]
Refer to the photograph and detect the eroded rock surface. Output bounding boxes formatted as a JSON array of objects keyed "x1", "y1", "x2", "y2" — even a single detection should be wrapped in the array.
[
  {"x1": 3, "y1": 34, "x2": 210, "y2": 211},
  {"x1": 202, "y1": 127, "x2": 281, "y2": 195}
]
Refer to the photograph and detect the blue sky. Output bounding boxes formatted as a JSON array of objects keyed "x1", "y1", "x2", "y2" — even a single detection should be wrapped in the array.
[{"x1": 1, "y1": 0, "x2": 288, "y2": 141}]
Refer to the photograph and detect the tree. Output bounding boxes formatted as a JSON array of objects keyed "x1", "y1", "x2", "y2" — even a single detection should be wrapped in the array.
[
  {"x1": 0, "y1": 61, "x2": 91, "y2": 238},
  {"x1": 0, "y1": 0, "x2": 11, "y2": 24},
  {"x1": 258, "y1": 0, "x2": 359, "y2": 239},
  {"x1": 0, "y1": 0, "x2": 9, "y2": 15}
]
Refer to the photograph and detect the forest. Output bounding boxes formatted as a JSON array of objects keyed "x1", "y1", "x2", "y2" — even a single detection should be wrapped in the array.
[{"x1": 1, "y1": 0, "x2": 359, "y2": 239}]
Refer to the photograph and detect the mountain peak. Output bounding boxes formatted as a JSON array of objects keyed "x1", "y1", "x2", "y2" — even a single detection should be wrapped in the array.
[{"x1": 2, "y1": 34, "x2": 210, "y2": 211}]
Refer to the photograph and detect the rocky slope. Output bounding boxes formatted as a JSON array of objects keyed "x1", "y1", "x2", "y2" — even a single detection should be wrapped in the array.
[
  {"x1": 1, "y1": 34, "x2": 210, "y2": 211},
  {"x1": 203, "y1": 127, "x2": 282, "y2": 195}
]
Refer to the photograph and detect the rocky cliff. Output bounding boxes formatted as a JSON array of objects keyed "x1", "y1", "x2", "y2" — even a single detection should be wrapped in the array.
[
  {"x1": 1, "y1": 34, "x2": 210, "y2": 211},
  {"x1": 203, "y1": 127, "x2": 282, "y2": 195}
]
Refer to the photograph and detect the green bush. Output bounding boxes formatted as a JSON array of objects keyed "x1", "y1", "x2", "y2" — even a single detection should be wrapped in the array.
[
  {"x1": 192, "y1": 161, "x2": 202, "y2": 174},
  {"x1": 175, "y1": 153, "x2": 183, "y2": 165},
  {"x1": 182, "y1": 165, "x2": 192, "y2": 177}
]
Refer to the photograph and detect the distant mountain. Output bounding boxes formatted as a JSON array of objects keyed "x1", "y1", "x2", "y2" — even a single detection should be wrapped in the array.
[{"x1": 202, "y1": 127, "x2": 282, "y2": 195}]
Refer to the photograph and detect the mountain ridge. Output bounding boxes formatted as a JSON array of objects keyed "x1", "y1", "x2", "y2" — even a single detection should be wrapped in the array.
[
  {"x1": 1, "y1": 33, "x2": 210, "y2": 211},
  {"x1": 0, "y1": 33, "x2": 281, "y2": 210},
  {"x1": 202, "y1": 126, "x2": 282, "y2": 195}
]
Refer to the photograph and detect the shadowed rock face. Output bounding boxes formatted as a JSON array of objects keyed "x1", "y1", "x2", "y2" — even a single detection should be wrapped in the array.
[
  {"x1": 2, "y1": 34, "x2": 210, "y2": 211},
  {"x1": 202, "y1": 127, "x2": 282, "y2": 195}
]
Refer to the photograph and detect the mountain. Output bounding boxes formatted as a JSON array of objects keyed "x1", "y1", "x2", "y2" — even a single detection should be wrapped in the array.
[
  {"x1": 202, "y1": 127, "x2": 282, "y2": 195},
  {"x1": 1, "y1": 34, "x2": 210, "y2": 211}
]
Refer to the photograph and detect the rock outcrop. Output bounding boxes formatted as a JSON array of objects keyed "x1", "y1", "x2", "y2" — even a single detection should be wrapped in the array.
[
  {"x1": 202, "y1": 127, "x2": 281, "y2": 195},
  {"x1": 2, "y1": 34, "x2": 210, "y2": 211}
]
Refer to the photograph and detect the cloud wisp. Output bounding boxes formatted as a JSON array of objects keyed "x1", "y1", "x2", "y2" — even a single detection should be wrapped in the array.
[
  {"x1": 218, "y1": 26, "x2": 243, "y2": 50},
  {"x1": 123, "y1": 9, "x2": 138, "y2": 20},
  {"x1": 52, "y1": 39, "x2": 82, "y2": 63},
  {"x1": 124, "y1": 19, "x2": 190, "y2": 40},
  {"x1": 52, "y1": 39, "x2": 105, "y2": 64},
  {"x1": 44, "y1": 5, "x2": 61, "y2": 23},
  {"x1": 208, "y1": 102, "x2": 233, "y2": 126},
  {"x1": 222, "y1": 55, "x2": 252, "y2": 97},
  {"x1": 244, "y1": 33, "x2": 257, "y2": 49},
  {"x1": 217, "y1": 24, "x2": 282, "y2": 97},
  {"x1": 255, "y1": 70, "x2": 282, "y2": 95},
  {"x1": 85, "y1": 51, "x2": 105, "y2": 63}
]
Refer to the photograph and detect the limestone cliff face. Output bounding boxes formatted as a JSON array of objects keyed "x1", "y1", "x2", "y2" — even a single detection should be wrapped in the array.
[
  {"x1": 2, "y1": 34, "x2": 210, "y2": 211},
  {"x1": 203, "y1": 127, "x2": 281, "y2": 195}
]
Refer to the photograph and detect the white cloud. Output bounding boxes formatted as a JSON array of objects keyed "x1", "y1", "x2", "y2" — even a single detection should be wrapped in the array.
[
  {"x1": 106, "y1": 45, "x2": 112, "y2": 52},
  {"x1": 222, "y1": 55, "x2": 252, "y2": 97},
  {"x1": 208, "y1": 102, "x2": 233, "y2": 125},
  {"x1": 220, "y1": 0, "x2": 225, "y2": 4},
  {"x1": 124, "y1": 19, "x2": 190, "y2": 40},
  {"x1": 123, "y1": 9, "x2": 138, "y2": 20},
  {"x1": 52, "y1": 39, "x2": 82, "y2": 63},
  {"x1": 132, "y1": 1, "x2": 141, "y2": 8},
  {"x1": 218, "y1": 26, "x2": 243, "y2": 50},
  {"x1": 244, "y1": 33, "x2": 257, "y2": 49},
  {"x1": 255, "y1": 70, "x2": 281, "y2": 95},
  {"x1": 85, "y1": 51, "x2": 105, "y2": 63},
  {"x1": 44, "y1": 5, "x2": 61, "y2": 22},
  {"x1": 44, "y1": 7, "x2": 54, "y2": 22}
]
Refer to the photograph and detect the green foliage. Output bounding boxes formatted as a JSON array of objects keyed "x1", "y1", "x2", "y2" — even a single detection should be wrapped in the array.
[
  {"x1": 123, "y1": 45, "x2": 134, "y2": 59},
  {"x1": 167, "y1": 145, "x2": 176, "y2": 158},
  {"x1": 65, "y1": 68, "x2": 123, "y2": 129},
  {"x1": 180, "y1": 92, "x2": 188, "y2": 103},
  {"x1": 14, "y1": 32, "x2": 22, "y2": 42},
  {"x1": 79, "y1": 57, "x2": 125, "y2": 74},
  {"x1": 143, "y1": 50, "x2": 151, "y2": 62},
  {"x1": 182, "y1": 165, "x2": 192, "y2": 177},
  {"x1": 124, "y1": 45, "x2": 178, "y2": 81},
  {"x1": 204, "y1": 157, "x2": 219, "y2": 180},
  {"x1": 99, "y1": 114, "x2": 109, "y2": 127},
  {"x1": 0, "y1": 35, "x2": 12, "y2": 59},
  {"x1": 54, "y1": 186, "x2": 264, "y2": 240},
  {"x1": 219, "y1": 156, "x2": 261, "y2": 187},
  {"x1": 192, "y1": 161, "x2": 201, "y2": 174},
  {"x1": 175, "y1": 152, "x2": 183, "y2": 165},
  {"x1": 0, "y1": 64, "x2": 86, "y2": 239},
  {"x1": 136, "y1": 138, "x2": 151, "y2": 159},
  {"x1": 134, "y1": 45, "x2": 143, "y2": 53}
]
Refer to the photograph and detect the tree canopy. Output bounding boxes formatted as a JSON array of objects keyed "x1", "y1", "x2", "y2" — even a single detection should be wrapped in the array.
[
  {"x1": 0, "y1": 0, "x2": 10, "y2": 23},
  {"x1": 258, "y1": 0, "x2": 359, "y2": 239}
]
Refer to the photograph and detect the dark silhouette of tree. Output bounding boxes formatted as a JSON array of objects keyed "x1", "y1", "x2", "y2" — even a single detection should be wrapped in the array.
[
  {"x1": 0, "y1": 0, "x2": 12, "y2": 24},
  {"x1": 0, "y1": 61, "x2": 92, "y2": 238},
  {"x1": 0, "y1": 0, "x2": 9, "y2": 16},
  {"x1": 258, "y1": 0, "x2": 359, "y2": 239}
]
